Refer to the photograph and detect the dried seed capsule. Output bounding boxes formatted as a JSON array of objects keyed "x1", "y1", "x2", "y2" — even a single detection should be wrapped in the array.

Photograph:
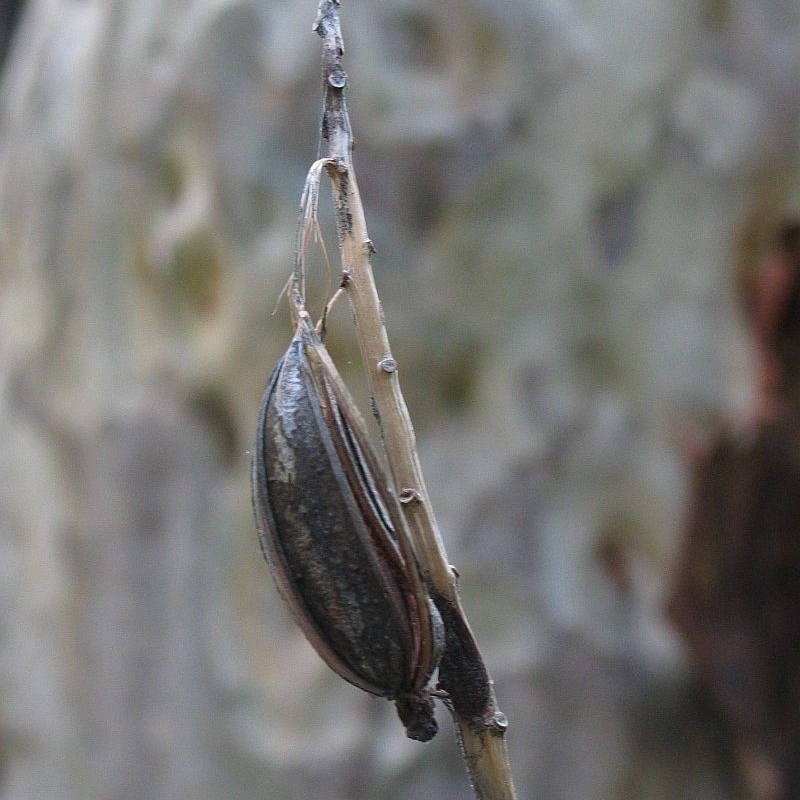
[{"x1": 251, "y1": 316, "x2": 443, "y2": 741}]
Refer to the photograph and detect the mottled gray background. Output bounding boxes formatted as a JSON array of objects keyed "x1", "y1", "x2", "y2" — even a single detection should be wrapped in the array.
[{"x1": 1, "y1": 1, "x2": 798, "y2": 798}]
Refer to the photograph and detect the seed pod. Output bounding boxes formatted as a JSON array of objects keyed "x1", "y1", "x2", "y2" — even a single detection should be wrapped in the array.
[{"x1": 251, "y1": 315, "x2": 444, "y2": 741}]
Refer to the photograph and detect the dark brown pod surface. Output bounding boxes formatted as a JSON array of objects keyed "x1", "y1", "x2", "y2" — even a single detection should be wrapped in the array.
[{"x1": 252, "y1": 321, "x2": 442, "y2": 739}]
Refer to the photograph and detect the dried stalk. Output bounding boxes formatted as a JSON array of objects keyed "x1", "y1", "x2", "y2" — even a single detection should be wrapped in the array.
[{"x1": 311, "y1": 3, "x2": 518, "y2": 798}]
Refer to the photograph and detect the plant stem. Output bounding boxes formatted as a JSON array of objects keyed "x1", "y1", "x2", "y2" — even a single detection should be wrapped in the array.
[{"x1": 312, "y1": 3, "x2": 518, "y2": 799}]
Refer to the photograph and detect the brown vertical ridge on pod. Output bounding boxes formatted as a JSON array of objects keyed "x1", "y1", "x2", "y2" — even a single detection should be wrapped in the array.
[{"x1": 251, "y1": 316, "x2": 443, "y2": 741}]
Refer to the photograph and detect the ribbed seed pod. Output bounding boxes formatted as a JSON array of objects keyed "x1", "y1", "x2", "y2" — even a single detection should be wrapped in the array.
[{"x1": 251, "y1": 315, "x2": 444, "y2": 741}]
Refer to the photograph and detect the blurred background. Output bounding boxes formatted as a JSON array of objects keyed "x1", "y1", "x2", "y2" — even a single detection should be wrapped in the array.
[{"x1": 2, "y1": 0, "x2": 800, "y2": 798}]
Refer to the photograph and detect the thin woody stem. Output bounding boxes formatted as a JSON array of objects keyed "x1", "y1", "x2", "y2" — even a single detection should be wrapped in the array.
[{"x1": 312, "y1": 3, "x2": 518, "y2": 799}]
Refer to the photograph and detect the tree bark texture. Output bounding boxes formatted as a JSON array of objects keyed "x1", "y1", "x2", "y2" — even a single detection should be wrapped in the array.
[{"x1": 2, "y1": 2, "x2": 800, "y2": 800}]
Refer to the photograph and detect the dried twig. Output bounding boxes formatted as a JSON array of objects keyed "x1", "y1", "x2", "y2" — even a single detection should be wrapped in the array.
[{"x1": 311, "y1": 3, "x2": 518, "y2": 798}]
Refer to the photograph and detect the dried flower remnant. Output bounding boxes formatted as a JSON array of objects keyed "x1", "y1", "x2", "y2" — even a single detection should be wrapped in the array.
[
  {"x1": 251, "y1": 314, "x2": 444, "y2": 742},
  {"x1": 250, "y1": 4, "x2": 518, "y2": 795}
]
